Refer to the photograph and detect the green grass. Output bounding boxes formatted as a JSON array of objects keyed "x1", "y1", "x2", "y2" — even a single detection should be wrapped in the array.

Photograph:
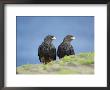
[
  {"x1": 17, "y1": 52, "x2": 94, "y2": 74},
  {"x1": 58, "y1": 69, "x2": 80, "y2": 74}
]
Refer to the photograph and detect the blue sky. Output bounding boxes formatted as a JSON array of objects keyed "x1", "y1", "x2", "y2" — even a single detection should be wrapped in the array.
[{"x1": 16, "y1": 16, "x2": 94, "y2": 67}]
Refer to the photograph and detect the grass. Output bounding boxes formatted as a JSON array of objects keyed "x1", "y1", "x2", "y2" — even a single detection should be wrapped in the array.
[{"x1": 17, "y1": 52, "x2": 94, "y2": 74}]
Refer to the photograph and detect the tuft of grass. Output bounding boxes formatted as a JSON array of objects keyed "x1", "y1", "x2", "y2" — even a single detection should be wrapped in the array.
[
  {"x1": 17, "y1": 52, "x2": 94, "y2": 74},
  {"x1": 58, "y1": 52, "x2": 94, "y2": 65},
  {"x1": 58, "y1": 69, "x2": 80, "y2": 74}
]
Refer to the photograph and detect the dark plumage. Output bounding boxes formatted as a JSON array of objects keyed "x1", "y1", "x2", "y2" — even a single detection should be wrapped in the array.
[
  {"x1": 57, "y1": 35, "x2": 75, "y2": 59},
  {"x1": 38, "y1": 35, "x2": 56, "y2": 64}
]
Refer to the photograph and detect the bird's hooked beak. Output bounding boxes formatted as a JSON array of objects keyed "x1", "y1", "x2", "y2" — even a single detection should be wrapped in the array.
[
  {"x1": 71, "y1": 36, "x2": 75, "y2": 40},
  {"x1": 52, "y1": 37, "x2": 56, "y2": 40}
]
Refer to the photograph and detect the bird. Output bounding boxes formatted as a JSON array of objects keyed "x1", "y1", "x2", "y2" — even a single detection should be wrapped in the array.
[
  {"x1": 38, "y1": 35, "x2": 56, "y2": 64},
  {"x1": 57, "y1": 35, "x2": 75, "y2": 59}
]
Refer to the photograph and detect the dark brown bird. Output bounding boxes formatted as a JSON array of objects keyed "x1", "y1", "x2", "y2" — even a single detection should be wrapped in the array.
[
  {"x1": 57, "y1": 35, "x2": 75, "y2": 59},
  {"x1": 38, "y1": 35, "x2": 56, "y2": 64}
]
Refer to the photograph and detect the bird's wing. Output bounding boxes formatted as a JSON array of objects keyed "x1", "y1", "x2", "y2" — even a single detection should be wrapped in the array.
[
  {"x1": 52, "y1": 46, "x2": 56, "y2": 60},
  {"x1": 57, "y1": 44, "x2": 65, "y2": 58},
  {"x1": 70, "y1": 45, "x2": 75, "y2": 55},
  {"x1": 38, "y1": 45, "x2": 42, "y2": 62},
  {"x1": 50, "y1": 45, "x2": 56, "y2": 60}
]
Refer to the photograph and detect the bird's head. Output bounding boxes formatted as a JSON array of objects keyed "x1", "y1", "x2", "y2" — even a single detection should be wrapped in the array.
[
  {"x1": 44, "y1": 35, "x2": 56, "y2": 44},
  {"x1": 63, "y1": 35, "x2": 75, "y2": 42}
]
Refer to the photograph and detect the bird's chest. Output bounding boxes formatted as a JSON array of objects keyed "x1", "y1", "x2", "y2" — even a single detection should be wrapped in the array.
[
  {"x1": 62, "y1": 44, "x2": 73, "y2": 51},
  {"x1": 43, "y1": 45, "x2": 53, "y2": 52}
]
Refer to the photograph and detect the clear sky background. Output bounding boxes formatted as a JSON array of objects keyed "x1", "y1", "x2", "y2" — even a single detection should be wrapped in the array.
[{"x1": 16, "y1": 16, "x2": 94, "y2": 67}]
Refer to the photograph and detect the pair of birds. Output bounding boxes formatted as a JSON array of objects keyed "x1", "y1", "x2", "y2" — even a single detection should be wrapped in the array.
[{"x1": 38, "y1": 35, "x2": 75, "y2": 64}]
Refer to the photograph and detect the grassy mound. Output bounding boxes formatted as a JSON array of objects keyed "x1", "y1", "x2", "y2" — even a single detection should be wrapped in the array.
[{"x1": 17, "y1": 52, "x2": 94, "y2": 74}]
